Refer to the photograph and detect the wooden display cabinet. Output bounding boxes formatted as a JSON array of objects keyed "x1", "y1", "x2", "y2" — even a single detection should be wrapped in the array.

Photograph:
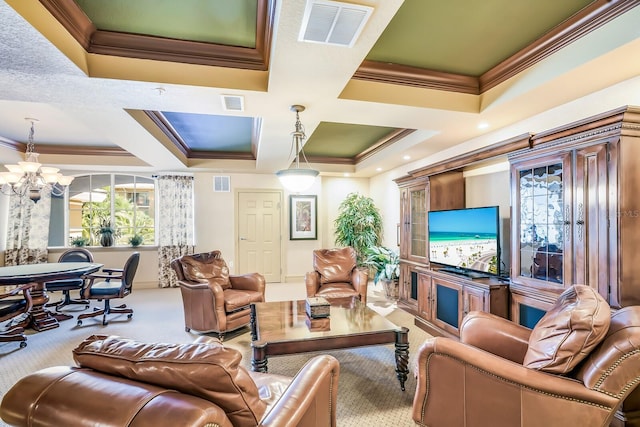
[
  {"x1": 509, "y1": 106, "x2": 640, "y2": 309},
  {"x1": 397, "y1": 261, "x2": 420, "y2": 314},
  {"x1": 396, "y1": 170, "x2": 464, "y2": 313},
  {"x1": 398, "y1": 178, "x2": 429, "y2": 263},
  {"x1": 415, "y1": 269, "x2": 509, "y2": 338}
]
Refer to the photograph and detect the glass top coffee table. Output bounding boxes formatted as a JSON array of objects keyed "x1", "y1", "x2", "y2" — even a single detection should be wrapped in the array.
[{"x1": 250, "y1": 297, "x2": 409, "y2": 390}]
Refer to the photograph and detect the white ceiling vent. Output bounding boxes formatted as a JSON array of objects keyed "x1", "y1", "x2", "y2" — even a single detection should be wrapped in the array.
[
  {"x1": 299, "y1": 0, "x2": 373, "y2": 47},
  {"x1": 213, "y1": 176, "x2": 230, "y2": 192},
  {"x1": 221, "y1": 95, "x2": 244, "y2": 112}
]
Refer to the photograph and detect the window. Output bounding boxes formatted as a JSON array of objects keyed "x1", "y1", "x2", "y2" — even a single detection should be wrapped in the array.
[{"x1": 49, "y1": 174, "x2": 156, "y2": 247}]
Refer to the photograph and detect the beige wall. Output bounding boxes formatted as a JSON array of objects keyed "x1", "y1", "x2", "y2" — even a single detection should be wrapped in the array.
[
  {"x1": 192, "y1": 172, "x2": 371, "y2": 281},
  {"x1": 369, "y1": 171, "x2": 402, "y2": 250},
  {"x1": 464, "y1": 165, "x2": 512, "y2": 273}
]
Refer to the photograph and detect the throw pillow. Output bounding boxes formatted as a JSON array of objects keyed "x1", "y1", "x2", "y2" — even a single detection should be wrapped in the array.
[
  {"x1": 73, "y1": 335, "x2": 266, "y2": 426},
  {"x1": 523, "y1": 285, "x2": 611, "y2": 374},
  {"x1": 180, "y1": 253, "x2": 231, "y2": 289}
]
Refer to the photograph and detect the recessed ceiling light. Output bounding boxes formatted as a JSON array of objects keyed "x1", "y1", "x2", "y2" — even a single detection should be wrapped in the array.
[
  {"x1": 403, "y1": 155, "x2": 411, "y2": 160},
  {"x1": 478, "y1": 122, "x2": 490, "y2": 130},
  {"x1": 376, "y1": 167, "x2": 382, "y2": 172},
  {"x1": 344, "y1": 173, "x2": 350, "y2": 177}
]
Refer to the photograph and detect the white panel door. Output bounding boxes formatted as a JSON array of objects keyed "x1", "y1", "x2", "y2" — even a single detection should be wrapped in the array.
[{"x1": 237, "y1": 191, "x2": 282, "y2": 282}]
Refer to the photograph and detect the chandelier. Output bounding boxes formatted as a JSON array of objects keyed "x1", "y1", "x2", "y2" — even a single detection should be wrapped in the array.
[
  {"x1": 0, "y1": 118, "x2": 75, "y2": 203},
  {"x1": 276, "y1": 105, "x2": 319, "y2": 192}
]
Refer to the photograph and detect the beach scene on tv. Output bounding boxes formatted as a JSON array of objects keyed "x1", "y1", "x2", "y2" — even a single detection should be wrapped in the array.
[{"x1": 428, "y1": 207, "x2": 499, "y2": 275}]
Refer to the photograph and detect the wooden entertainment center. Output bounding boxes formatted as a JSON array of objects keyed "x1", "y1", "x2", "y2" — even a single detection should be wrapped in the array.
[{"x1": 395, "y1": 106, "x2": 640, "y2": 426}]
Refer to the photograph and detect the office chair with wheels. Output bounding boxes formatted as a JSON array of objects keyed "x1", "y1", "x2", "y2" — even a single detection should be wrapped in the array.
[
  {"x1": 77, "y1": 252, "x2": 140, "y2": 326},
  {"x1": 45, "y1": 248, "x2": 94, "y2": 311}
]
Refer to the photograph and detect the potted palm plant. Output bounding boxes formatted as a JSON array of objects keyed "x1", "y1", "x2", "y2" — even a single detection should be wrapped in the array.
[
  {"x1": 364, "y1": 246, "x2": 400, "y2": 300},
  {"x1": 333, "y1": 192, "x2": 383, "y2": 266}
]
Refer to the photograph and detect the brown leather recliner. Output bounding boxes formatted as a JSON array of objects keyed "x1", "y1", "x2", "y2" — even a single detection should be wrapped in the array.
[
  {"x1": 412, "y1": 285, "x2": 640, "y2": 427},
  {"x1": 305, "y1": 247, "x2": 368, "y2": 304},
  {"x1": 171, "y1": 251, "x2": 265, "y2": 340},
  {"x1": 0, "y1": 335, "x2": 340, "y2": 427}
]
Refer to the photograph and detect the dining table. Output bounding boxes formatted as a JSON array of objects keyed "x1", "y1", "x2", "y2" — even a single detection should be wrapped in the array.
[{"x1": 0, "y1": 262, "x2": 103, "y2": 331}]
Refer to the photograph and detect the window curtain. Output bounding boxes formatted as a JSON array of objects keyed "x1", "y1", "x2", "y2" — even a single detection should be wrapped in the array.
[
  {"x1": 4, "y1": 190, "x2": 51, "y2": 265},
  {"x1": 157, "y1": 175, "x2": 195, "y2": 288}
]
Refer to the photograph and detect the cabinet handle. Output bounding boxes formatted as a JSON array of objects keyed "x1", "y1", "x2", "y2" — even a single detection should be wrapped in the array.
[
  {"x1": 565, "y1": 205, "x2": 571, "y2": 242},
  {"x1": 576, "y1": 203, "x2": 585, "y2": 242}
]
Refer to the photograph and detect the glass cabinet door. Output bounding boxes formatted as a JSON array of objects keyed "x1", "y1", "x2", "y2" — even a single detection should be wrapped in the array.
[
  {"x1": 512, "y1": 154, "x2": 570, "y2": 288},
  {"x1": 409, "y1": 187, "x2": 427, "y2": 261}
]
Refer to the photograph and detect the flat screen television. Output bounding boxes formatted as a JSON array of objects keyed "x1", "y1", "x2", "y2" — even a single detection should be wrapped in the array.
[{"x1": 428, "y1": 206, "x2": 500, "y2": 278}]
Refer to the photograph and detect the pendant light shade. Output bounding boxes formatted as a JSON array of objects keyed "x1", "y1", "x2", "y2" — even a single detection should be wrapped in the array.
[{"x1": 276, "y1": 105, "x2": 318, "y2": 192}]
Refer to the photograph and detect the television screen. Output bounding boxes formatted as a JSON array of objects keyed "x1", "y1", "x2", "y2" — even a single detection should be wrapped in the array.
[{"x1": 428, "y1": 206, "x2": 500, "y2": 276}]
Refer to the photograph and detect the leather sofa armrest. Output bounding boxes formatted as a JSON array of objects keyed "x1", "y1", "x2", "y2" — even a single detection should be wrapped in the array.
[
  {"x1": 351, "y1": 267, "x2": 369, "y2": 304},
  {"x1": 459, "y1": 311, "x2": 532, "y2": 364},
  {"x1": 413, "y1": 337, "x2": 618, "y2": 427},
  {"x1": 305, "y1": 271, "x2": 320, "y2": 297},
  {"x1": 176, "y1": 280, "x2": 210, "y2": 290},
  {"x1": 177, "y1": 280, "x2": 226, "y2": 310},
  {"x1": 229, "y1": 273, "x2": 266, "y2": 295},
  {"x1": 256, "y1": 355, "x2": 340, "y2": 427},
  {"x1": 0, "y1": 366, "x2": 235, "y2": 427}
]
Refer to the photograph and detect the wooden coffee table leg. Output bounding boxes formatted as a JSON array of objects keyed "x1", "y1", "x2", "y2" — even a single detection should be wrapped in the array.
[
  {"x1": 395, "y1": 327, "x2": 409, "y2": 391},
  {"x1": 252, "y1": 344, "x2": 268, "y2": 373}
]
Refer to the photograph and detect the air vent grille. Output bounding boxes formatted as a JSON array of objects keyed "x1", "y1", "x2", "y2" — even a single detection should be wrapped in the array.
[
  {"x1": 221, "y1": 95, "x2": 244, "y2": 112},
  {"x1": 213, "y1": 176, "x2": 230, "y2": 192},
  {"x1": 299, "y1": 0, "x2": 373, "y2": 47}
]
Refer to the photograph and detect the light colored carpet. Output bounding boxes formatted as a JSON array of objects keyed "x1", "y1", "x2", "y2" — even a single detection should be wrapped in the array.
[{"x1": 0, "y1": 282, "x2": 431, "y2": 427}]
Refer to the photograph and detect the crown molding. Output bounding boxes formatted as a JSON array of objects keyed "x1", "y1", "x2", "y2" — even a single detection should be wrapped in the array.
[{"x1": 38, "y1": 0, "x2": 275, "y2": 70}]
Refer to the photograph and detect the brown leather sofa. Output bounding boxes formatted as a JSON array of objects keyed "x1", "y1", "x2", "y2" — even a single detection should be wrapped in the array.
[
  {"x1": 305, "y1": 247, "x2": 368, "y2": 304},
  {"x1": 412, "y1": 285, "x2": 640, "y2": 427},
  {"x1": 171, "y1": 251, "x2": 265, "y2": 339},
  {"x1": 0, "y1": 334, "x2": 340, "y2": 427}
]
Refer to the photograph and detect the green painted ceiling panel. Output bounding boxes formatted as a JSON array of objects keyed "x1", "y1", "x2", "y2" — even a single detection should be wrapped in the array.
[
  {"x1": 74, "y1": 0, "x2": 257, "y2": 47},
  {"x1": 304, "y1": 123, "x2": 398, "y2": 158},
  {"x1": 367, "y1": 0, "x2": 594, "y2": 76}
]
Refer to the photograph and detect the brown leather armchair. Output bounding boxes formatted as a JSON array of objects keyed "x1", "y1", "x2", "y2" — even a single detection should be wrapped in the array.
[
  {"x1": 0, "y1": 335, "x2": 340, "y2": 427},
  {"x1": 171, "y1": 251, "x2": 265, "y2": 340},
  {"x1": 412, "y1": 288, "x2": 640, "y2": 427},
  {"x1": 305, "y1": 247, "x2": 369, "y2": 304}
]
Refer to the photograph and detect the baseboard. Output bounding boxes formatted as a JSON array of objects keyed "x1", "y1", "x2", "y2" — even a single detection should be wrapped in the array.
[
  {"x1": 135, "y1": 281, "x2": 161, "y2": 289},
  {"x1": 284, "y1": 275, "x2": 305, "y2": 283}
]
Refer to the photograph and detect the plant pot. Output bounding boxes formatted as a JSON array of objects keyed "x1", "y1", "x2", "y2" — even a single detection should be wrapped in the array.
[
  {"x1": 381, "y1": 278, "x2": 399, "y2": 301},
  {"x1": 100, "y1": 232, "x2": 114, "y2": 247}
]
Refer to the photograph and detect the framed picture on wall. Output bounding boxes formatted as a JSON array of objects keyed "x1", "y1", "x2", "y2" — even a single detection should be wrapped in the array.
[{"x1": 290, "y1": 195, "x2": 317, "y2": 240}]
